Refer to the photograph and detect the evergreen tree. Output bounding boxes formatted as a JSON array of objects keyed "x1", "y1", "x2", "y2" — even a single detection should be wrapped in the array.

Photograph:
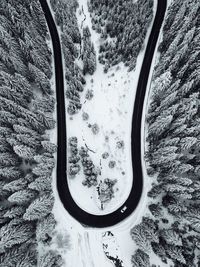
[
  {"x1": 0, "y1": 223, "x2": 34, "y2": 252},
  {"x1": 38, "y1": 250, "x2": 63, "y2": 267},
  {"x1": 23, "y1": 194, "x2": 54, "y2": 221},
  {"x1": 8, "y1": 189, "x2": 36, "y2": 205},
  {"x1": 131, "y1": 249, "x2": 150, "y2": 267},
  {"x1": 36, "y1": 214, "x2": 56, "y2": 244}
]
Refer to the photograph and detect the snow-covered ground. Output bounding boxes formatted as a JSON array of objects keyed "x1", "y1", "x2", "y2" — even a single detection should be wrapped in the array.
[{"x1": 66, "y1": 0, "x2": 156, "y2": 215}]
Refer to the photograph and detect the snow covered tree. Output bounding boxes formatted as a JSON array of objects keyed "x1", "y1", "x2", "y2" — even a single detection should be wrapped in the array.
[
  {"x1": 165, "y1": 244, "x2": 186, "y2": 264},
  {"x1": 160, "y1": 229, "x2": 182, "y2": 246},
  {"x1": 13, "y1": 144, "x2": 36, "y2": 161},
  {"x1": 36, "y1": 214, "x2": 56, "y2": 244},
  {"x1": 3, "y1": 178, "x2": 28, "y2": 193},
  {"x1": 149, "y1": 203, "x2": 163, "y2": 218},
  {"x1": 8, "y1": 189, "x2": 36, "y2": 205},
  {"x1": 131, "y1": 249, "x2": 150, "y2": 267},
  {"x1": 3, "y1": 206, "x2": 26, "y2": 219},
  {"x1": 38, "y1": 250, "x2": 63, "y2": 267},
  {"x1": 0, "y1": 166, "x2": 22, "y2": 180},
  {"x1": 23, "y1": 194, "x2": 54, "y2": 221},
  {"x1": 41, "y1": 141, "x2": 57, "y2": 154},
  {"x1": 28, "y1": 175, "x2": 52, "y2": 192},
  {"x1": 0, "y1": 243, "x2": 36, "y2": 267},
  {"x1": 130, "y1": 219, "x2": 158, "y2": 252},
  {"x1": 0, "y1": 223, "x2": 34, "y2": 252},
  {"x1": 0, "y1": 0, "x2": 60, "y2": 264}
]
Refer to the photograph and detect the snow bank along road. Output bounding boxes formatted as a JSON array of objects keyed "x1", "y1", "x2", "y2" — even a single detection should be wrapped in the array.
[{"x1": 39, "y1": 0, "x2": 167, "y2": 227}]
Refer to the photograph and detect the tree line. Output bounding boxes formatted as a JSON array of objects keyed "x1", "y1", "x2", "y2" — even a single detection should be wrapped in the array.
[
  {"x1": 50, "y1": 0, "x2": 96, "y2": 116},
  {"x1": 131, "y1": 0, "x2": 200, "y2": 266},
  {"x1": 0, "y1": 0, "x2": 63, "y2": 266}
]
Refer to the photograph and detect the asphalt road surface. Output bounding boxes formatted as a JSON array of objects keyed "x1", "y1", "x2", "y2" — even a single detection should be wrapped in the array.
[{"x1": 39, "y1": 0, "x2": 167, "y2": 228}]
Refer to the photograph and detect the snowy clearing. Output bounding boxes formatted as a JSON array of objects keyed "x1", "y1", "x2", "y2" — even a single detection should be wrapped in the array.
[{"x1": 66, "y1": 0, "x2": 156, "y2": 215}]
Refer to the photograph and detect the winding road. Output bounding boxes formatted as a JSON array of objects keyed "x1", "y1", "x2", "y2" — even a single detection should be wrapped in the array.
[{"x1": 39, "y1": 0, "x2": 167, "y2": 228}]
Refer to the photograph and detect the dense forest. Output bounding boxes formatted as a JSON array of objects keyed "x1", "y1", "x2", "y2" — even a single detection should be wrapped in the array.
[
  {"x1": 50, "y1": 0, "x2": 96, "y2": 116},
  {"x1": 131, "y1": 0, "x2": 200, "y2": 266},
  {"x1": 0, "y1": 0, "x2": 63, "y2": 266},
  {"x1": 89, "y1": 0, "x2": 153, "y2": 72}
]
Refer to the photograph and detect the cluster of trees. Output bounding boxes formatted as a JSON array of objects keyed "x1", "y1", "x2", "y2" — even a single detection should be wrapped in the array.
[
  {"x1": 68, "y1": 137, "x2": 99, "y2": 187},
  {"x1": 50, "y1": 0, "x2": 84, "y2": 116},
  {"x1": 68, "y1": 137, "x2": 81, "y2": 177},
  {"x1": 88, "y1": 0, "x2": 153, "y2": 72},
  {"x1": 82, "y1": 26, "x2": 97, "y2": 75},
  {"x1": 97, "y1": 178, "x2": 117, "y2": 206},
  {"x1": 50, "y1": 1, "x2": 97, "y2": 116},
  {"x1": 131, "y1": 0, "x2": 200, "y2": 266},
  {"x1": 0, "y1": 0, "x2": 63, "y2": 266}
]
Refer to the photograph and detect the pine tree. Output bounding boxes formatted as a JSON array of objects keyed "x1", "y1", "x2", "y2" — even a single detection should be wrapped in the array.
[
  {"x1": 8, "y1": 189, "x2": 36, "y2": 205},
  {"x1": 160, "y1": 229, "x2": 182, "y2": 246},
  {"x1": 41, "y1": 141, "x2": 57, "y2": 154},
  {"x1": 3, "y1": 206, "x2": 26, "y2": 219},
  {"x1": 0, "y1": 167, "x2": 22, "y2": 180},
  {"x1": 36, "y1": 214, "x2": 56, "y2": 244},
  {"x1": 131, "y1": 249, "x2": 150, "y2": 267},
  {"x1": 0, "y1": 223, "x2": 34, "y2": 252},
  {"x1": 13, "y1": 144, "x2": 36, "y2": 160},
  {"x1": 38, "y1": 250, "x2": 63, "y2": 267},
  {"x1": 0, "y1": 152, "x2": 20, "y2": 167},
  {"x1": 3, "y1": 178, "x2": 28, "y2": 193},
  {"x1": 130, "y1": 222, "x2": 158, "y2": 252},
  {"x1": 0, "y1": 243, "x2": 36, "y2": 267},
  {"x1": 28, "y1": 175, "x2": 52, "y2": 192},
  {"x1": 23, "y1": 194, "x2": 54, "y2": 221},
  {"x1": 165, "y1": 244, "x2": 186, "y2": 264}
]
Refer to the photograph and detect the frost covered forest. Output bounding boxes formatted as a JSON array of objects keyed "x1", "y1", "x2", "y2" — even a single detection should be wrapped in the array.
[
  {"x1": 0, "y1": 0, "x2": 200, "y2": 266},
  {"x1": 131, "y1": 1, "x2": 200, "y2": 266},
  {"x1": 0, "y1": 0, "x2": 62, "y2": 266}
]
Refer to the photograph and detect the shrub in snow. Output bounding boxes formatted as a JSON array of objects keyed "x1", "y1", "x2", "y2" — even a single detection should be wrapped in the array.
[
  {"x1": 67, "y1": 101, "x2": 82, "y2": 115},
  {"x1": 55, "y1": 232, "x2": 70, "y2": 250},
  {"x1": 102, "y1": 152, "x2": 109, "y2": 159},
  {"x1": 69, "y1": 137, "x2": 78, "y2": 147},
  {"x1": 68, "y1": 155, "x2": 80, "y2": 164},
  {"x1": 85, "y1": 89, "x2": 94, "y2": 100},
  {"x1": 108, "y1": 160, "x2": 116, "y2": 168},
  {"x1": 116, "y1": 140, "x2": 124, "y2": 149},
  {"x1": 69, "y1": 164, "x2": 81, "y2": 176},
  {"x1": 82, "y1": 112, "x2": 89, "y2": 121},
  {"x1": 91, "y1": 123, "x2": 99, "y2": 135},
  {"x1": 79, "y1": 146, "x2": 89, "y2": 158},
  {"x1": 97, "y1": 178, "x2": 117, "y2": 206}
]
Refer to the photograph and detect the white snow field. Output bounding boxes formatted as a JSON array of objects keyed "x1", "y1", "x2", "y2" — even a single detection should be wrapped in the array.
[{"x1": 66, "y1": 0, "x2": 156, "y2": 215}]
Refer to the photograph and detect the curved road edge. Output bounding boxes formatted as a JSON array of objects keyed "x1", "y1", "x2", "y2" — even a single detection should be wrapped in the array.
[{"x1": 39, "y1": 0, "x2": 167, "y2": 228}]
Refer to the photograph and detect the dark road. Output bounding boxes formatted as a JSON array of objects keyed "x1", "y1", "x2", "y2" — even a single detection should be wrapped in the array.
[{"x1": 39, "y1": 0, "x2": 167, "y2": 227}]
